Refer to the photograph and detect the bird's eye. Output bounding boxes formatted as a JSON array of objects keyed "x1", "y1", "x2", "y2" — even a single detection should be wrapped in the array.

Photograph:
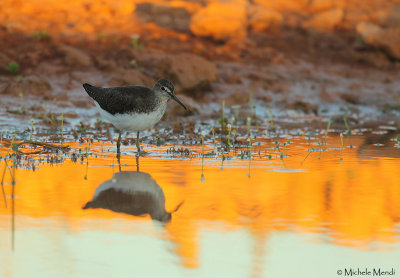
[{"x1": 161, "y1": 87, "x2": 166, "y2": 91}]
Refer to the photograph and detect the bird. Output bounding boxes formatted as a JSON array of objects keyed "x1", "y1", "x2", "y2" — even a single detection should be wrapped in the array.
[
  {"x1": 82, "y1": 171, "x2": 183, "y2": 223},
  {"x1": 82, "y1": 79, "x2": 187, "y2": 154}
]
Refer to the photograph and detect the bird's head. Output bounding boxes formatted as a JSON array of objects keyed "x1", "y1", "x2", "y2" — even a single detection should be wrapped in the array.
[{"x1": 154, "y1": 79, "x2": 187, "y2": 110}]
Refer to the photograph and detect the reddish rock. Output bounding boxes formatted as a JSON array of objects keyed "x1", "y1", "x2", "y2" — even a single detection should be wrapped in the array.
[
  {"x1": 137, "y1": 52, "x2": 217, "y2": 93},
  {"x1": 302, "y1": 8, "x2": 344, "y2": 32},
  {"x1": 190, "y1": 0, "x2": 247, "y2": 41},
  {"x1": 1, "y1": 76, "x2": 51, "y2": 96},
  {"x1": 340, "y1": 92, "x2": 360, "y2": 104},
  {"x1": 356, "y1": 22, "x2": 400, "y2": 60},
  {"x1": 248, "y1": 6, "x2": 282, "y2": 31},
  {"x1": 135, "y1": 3, "x2": 192, "y2": 33},
  {"x1": 158, "y1": 53, "x2": 217, "y2": 92},
  {"x1": 307, "y1": 0, "x2": 344, "y2": 13}
]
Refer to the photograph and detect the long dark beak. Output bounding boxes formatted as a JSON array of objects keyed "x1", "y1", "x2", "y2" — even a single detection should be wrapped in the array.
[
  {"x1": 170, "y1": 94, "x2": 187, "y2": 110},
  {"x1": 170, "y1": 201, "x2": 184, "y2": 213}
]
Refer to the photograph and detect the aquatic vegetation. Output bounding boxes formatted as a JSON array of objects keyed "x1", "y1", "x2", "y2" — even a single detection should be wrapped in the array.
[
  {"x1": 19, "y1": 92, "x2": 25, "y2": 114},
  {"x1": 201, "y1": 134, "x2": 205, "y2": 182},
  {"x1": 84, "y1": 143, "x2": 90, "y2": 180},
  {"x1": 247, "y1": 136, "x2": 252, "y2": 177},
  {"x1": 60, "y1": 113, "x2": 64, "y2": 143},
  {"x1": 340, "y1": 133, "x2": 344, "y2": 162},
  {"x1": 219, "y1": 100, "x2": 227, "y2": 131},
  {"x1": 343, "y1": 117, "x2": 351, "y2": 135},
  {"x1": 1, "y1": 135, "x2": 16, "y2": 188},
  {"x1": 220, "y1": 153, "x2": 225, "y2": 171},
  {"x1": 29, "y1": 119, "x2": 34, "y2": 141},
  {"x1": 325, "y1": 119, "x2": 332, "y2": 138},
  {"x1": 8, "y1": 92, "x2": 26, "y2": 115},
  {"x1": 226, "y1": 124, "x2": 231, "y2": 149},
  {"x1": 232, "y1": 105, "x2": 240, "y2": 122},
  {"x1": 280, "y1": 140, "x2": 290, "y2": 160},
  {"x1": 318, "y1": 140, "x2": 323, "y2": 160},
  {"x1": 211, "y1": 128, "x2": 216, "y2": 145},
  {"x1": 232, "y1": 129, "x2": 237, "y2": 153}
]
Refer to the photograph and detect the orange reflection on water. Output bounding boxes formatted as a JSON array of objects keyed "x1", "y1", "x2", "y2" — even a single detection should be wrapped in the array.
[{"x1": 0, "y1": 135, "x2": 399, "y2": 268}]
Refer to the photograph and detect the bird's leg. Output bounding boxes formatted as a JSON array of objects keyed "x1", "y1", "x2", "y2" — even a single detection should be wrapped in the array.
[
  {"x1": 136, "y1": 154, "x2": 140, "y2": 172},
  {"x1": 116, "y1": 131, "x2": 122, "y2": 158},
  {"x1": 136, "y1": 131, "x2": 141, "y2": 153}
]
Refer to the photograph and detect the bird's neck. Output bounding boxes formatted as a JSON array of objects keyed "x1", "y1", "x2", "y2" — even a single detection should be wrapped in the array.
[{"x1": 154, "y1": 92, "x2": 170, "y2": 105}]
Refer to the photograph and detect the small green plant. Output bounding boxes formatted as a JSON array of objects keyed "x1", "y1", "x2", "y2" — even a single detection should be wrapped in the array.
[
  {"x1": 156, "y1": 137, "x2": 164, "y2": 146},
  {"x1": 97, "y1": 33, "x2": 107, "y2": 41},
  {"x1": 325, "y1": 119, "x2": 331, "y2": 138},
  {"x1": 36, "y1": 112, "x2": 61, "y2": 126},
  {"x1": 19, "y1": 92, "x2": 25, "y2": 114},
  {"x1": 343, "y1": 117, "x2": 351, "y2": 135},
  {"x1": 219, "y1": 100, "x2": 227, "y2": 131},
  {"x1": 130, "y1": 38, "x2": 145, "y2": 50},
  {"x1": 8, "y1": 92, "x2": 26, "y2": 115},
  {"x1": 232, "y1": 129, "x2": 236, "y2": 153},
  {"x1": 211, "y1": 128, "x2": 216, "y2": 145},
  {"x1": 226, "y1": 124, "x2": 232, "y2": 148},
  {"x1": 247, "y1": 116, "x2": 251, "y2": 136},
  {"x1": 232, "y1": 105, "x2": 240, "y2": 122},
  {"x1": 7, "y1": 62, "x2": 19, "y2": 74},
  {"x1": 32, "y1": 31, "x2": 51, "y2": 40}
]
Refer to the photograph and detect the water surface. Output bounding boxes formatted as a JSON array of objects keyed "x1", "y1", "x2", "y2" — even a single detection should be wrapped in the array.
[{"x1": 0, "y1": 133, "x2": 399, "y2": 278}]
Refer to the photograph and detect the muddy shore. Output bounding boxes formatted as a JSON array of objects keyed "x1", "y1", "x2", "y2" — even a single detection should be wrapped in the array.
[{"x1": 0, "y1": 26, "x2": 399, "y2": 132}]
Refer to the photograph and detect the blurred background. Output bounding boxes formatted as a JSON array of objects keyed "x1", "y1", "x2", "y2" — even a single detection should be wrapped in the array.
[{"x1": 0, "y1": 0, "x2": 400, "y2": 126}]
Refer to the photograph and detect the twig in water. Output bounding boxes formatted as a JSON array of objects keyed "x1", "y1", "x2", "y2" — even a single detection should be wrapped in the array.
[
  {"x1": 61, "y1": 113, "x2": 64, "y2": 145},
  {"x1": 201, "y1": 134, "x2": 205, "y2": 182},
  {"x1": 84, "y1": 146, "x2": 89, "y2": 180},
  {"x1": 340, "y1": 133, "x2": 344, "y2": 162},
  {"x1": 4, "y1": 139, "x2": 69, "y2": 155},
  {"x1": 247, "y1": 136, "x2": 252, "y2": 177}
]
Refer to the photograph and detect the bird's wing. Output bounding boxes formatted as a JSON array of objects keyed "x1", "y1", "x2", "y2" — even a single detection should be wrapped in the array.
[{"x1": 82, "y1": 84, "x2": 155, "y2": 115}]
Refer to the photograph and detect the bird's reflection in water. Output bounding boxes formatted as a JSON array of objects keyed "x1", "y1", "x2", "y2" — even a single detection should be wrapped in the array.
[{"x1": 83, "y1": 155, "x2": 182, "y2": 223}]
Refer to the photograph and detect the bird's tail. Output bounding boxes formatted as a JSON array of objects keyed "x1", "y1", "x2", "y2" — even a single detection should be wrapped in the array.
[{"x1": 82, "y1": 83, "x2": 96, "y2": 97}]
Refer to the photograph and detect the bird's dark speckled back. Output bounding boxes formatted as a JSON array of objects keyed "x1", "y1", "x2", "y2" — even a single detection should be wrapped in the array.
[{"x1": 83, "y1": 83, "x2": 160, "y2": 115}]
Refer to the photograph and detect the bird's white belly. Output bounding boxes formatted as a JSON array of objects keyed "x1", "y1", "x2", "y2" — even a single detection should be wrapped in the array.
[{"x1": 95, "y1": 102, "x2": 166, "y2": 131}]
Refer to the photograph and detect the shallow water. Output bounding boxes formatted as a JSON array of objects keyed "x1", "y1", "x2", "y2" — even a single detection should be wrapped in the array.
[{"x1": 0, "y1": 132, "x2": 399, "y2": 278}]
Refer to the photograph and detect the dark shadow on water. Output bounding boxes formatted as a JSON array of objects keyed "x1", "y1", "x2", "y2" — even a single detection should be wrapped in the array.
[{"x1": 83, "y1": 156, "x2": 183, "y2": 223}]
